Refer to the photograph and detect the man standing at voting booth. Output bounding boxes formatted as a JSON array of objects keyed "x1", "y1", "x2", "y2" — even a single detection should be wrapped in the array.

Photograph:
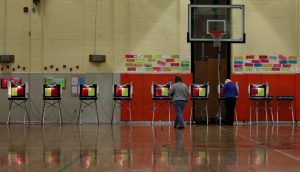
[
  {"x1": 223, "y1": 79, "x2": 238, "y2": 125},
  {"x1": 169, "y1": 75, "x2": 189, "y2": 129}
]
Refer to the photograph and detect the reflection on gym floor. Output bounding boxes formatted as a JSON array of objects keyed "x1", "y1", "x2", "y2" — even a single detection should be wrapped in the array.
[{"x1": 0, "y1": 125, "x2": 299, "y2": 171}]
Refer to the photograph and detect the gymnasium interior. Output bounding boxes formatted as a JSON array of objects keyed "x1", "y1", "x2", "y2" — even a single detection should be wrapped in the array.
[{"x1": 0, "y1": 0, "x2": 300, "y2": 171}]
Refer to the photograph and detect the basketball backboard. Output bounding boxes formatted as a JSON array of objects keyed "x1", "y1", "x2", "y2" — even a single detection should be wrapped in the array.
[{"x1": 188, "y1": 4, "x2": 245, "y2": 43}]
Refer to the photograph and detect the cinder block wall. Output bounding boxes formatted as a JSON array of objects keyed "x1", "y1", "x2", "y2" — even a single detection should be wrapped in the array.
[{"x1": 232, "y1": 0, "x2": 300, "y2": 68}]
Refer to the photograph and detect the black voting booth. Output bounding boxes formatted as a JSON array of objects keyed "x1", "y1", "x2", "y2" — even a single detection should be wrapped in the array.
[
  {"x1": 77, "y1": 84, "x2": 99, "y2": 125},
  {"x1": 7, "y1": 82, "x2": 30, "y2": 125}
]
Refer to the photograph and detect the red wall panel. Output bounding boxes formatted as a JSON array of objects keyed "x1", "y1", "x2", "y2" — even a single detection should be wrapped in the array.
[
  {"x1": 295, "y1": 74, "x2": 300, "y2": 121},
  {"x1": 231, "y1": 74, "x2": 298, "y2": 122},
  {"x1": 276, "y1": 74, "x2": 296, "y2": 121},
  {"x1": 121, "y1": 74, "x2": 192, "y2": 122},
  {"x1": 231, "y1": 74, "x2": 248, "y2": 121}
]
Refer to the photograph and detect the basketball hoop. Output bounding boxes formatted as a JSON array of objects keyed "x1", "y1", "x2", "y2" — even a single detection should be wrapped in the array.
[{"x1": 209, "y1": 30, "x2": 225, "y2": 47}]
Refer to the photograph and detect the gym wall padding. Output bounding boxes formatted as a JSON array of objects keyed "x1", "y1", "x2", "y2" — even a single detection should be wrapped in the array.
[
  {"x1": 231, "y1": 74, "x2": 299, "y2": 122},
  {"x1": 120, "y1": 74, "x2": 192, "y2": 122}
]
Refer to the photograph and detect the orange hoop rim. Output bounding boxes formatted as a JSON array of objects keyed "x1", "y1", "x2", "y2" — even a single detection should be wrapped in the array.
[{"x1": 208, "y1": 30, "x2": 225, "y2": 37}]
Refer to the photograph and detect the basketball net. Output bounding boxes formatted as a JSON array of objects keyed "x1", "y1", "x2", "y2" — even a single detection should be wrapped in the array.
[{"x1": 209, "y1": 30, "x2": 225, "y2": 47}]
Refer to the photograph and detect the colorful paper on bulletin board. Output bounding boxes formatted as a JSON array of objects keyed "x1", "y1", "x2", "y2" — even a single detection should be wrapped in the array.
[
  {"x1": 279, "y1": 54, "x2": 288, "y2": 61},
  {"x1": 263, "y1": 67, "x2": 272, "y2": 71},
  {"x1": 144, "y1": 63, "x2": 152, "y2": 67},
  {"x1": 134, "y1": 63, "x2": 143, "y2": 67},
  {"x1": 245, "y1": 63, "x2": 253, "y2": 67},
  {"x1": 234, "y1": 56, "x2": 243, "y2": 60},
  {"x1": 244, "y1": 67, "x2": 253, "y2": 72},
  {"x1": 157, "y1": 60, "x2": 166, "y2": 66},
  {"x1": 246, "y1": 55, "x2": 255, "y2": 59},
  {"x1": 263, "y1": 64, "x2": 272, "y2": 67},
  {"x1": 147, "y1": 58, "x2": 156, "y2": 62},
  {"x1": 269, "y1": 56, "x2": 277, "y2": 60},
  {"x1": 272, "y1": 67, "x2": 280, "y2": 71},
  {"x1": 125, "y1": 54, "x2": 136, "y2": 58},
  {"x1": 252, "y1": 60, "x2": 260, "y2": 64},
  {"x1": 181, "y1": 67, "x2": 190, "y2": 72},
  {"x1": 153, "y1": 67, "x2": 161, "y2": 72},
  {"x1": 137, "y1": 55, "x2": 144, "y2": 58},
  {"x1": 234, "y1": 64, "x2": 243, "y2": 68},
  {"x1": 171, "y1": 63, "x2": 180, "y2": 67},
  {"x1": 127, "y1": 67, "x2": 136, "y2": 71},
  {"x1": 45, "y1": 77, "x2": 66, "y2": 89},
  {"x1": 261, "y1": 59, "x2": 269, "y2": 63},
  {"x1": 254, "y1": 67, "x2": 263, "y2": 72},
  {"x1": 153, "y1": 55, "x2": 162, "y2": 60},
  {"x1": 171, "y1": 67, "x2": 180, "y2": 71},
  {"x1": 135, "y1": 58, "x2": 144, "y2": 63},
  {"x1": 136, "y1": 67, "x2": 146, "y2": 72},
  {"x1": 254, "y1": 64, "x2": 262, "y2": 67},
  {"x1": 145, "y1": 67, "x2": 154, "y2": 72},
  {"x1": 273, "y1": 64, "x2": 281, "y2": 68},
  {"x1": 283, "y1": 64, "x2": 291, "y2": 68},
  {"x1": 234, "y1": 67, "x2": 243, "y2": 72},
  {"x1": 288, "y1": 60, "x2": 297, "y2": 64},
  {"x1": 171, "y1": 55, "x2": 180, "y2": 59},
  {"x1": 281, "y1": 67, "x2": 290, "y2": 72},
  {"x1": 78, "y1": 77, "x2": 85, "y2": 85},
  {"x1": 181, "y1": 63, "x2": 190, "y2": 68},
  {"x1": 259, "y1": 55, "x2": 268, "y2": 60},
  {"x1": 166, "y1": 58, "x2": 175, "y2": 63},
  {"x1": 279, "y1": 60, "x2": 287, "y2": 64},
  {"x1": 290, "y1": 67, "x2": 298, "y2": 72},
  {"x1": 162, "y1": 67, "x2": 171, "y2": 72},
  {"x1": 289, "y1": 56, "x2": 297, "y2": 60},
  {"x1": 126, "y1": 58, "x2": 135, "y2": 62},
  {"x1": 125, "y1": 63, "x2": 133, "y2": 67},
  {"x1": 234, "y1": 61, "x2": 243, "y2": 65},
  {"x1": 144, "y1": 55, "x2": 152, "y2": 59}
]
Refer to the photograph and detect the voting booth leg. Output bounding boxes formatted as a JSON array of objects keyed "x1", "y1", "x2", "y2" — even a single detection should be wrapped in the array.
[
  {"x1": 249, "y1": 101, "x2": 252, "y2": 125},
  {"x1": 168, "y1": 102, "x2": 171, "y2": 125},
  {"x1": 128, "y1": 101, "x2": 132, "y2": 125},
  {"x1": 291, "y1": 102, "x2": 295, "y2": 124},
  {"x1": 255, "y1": 102, "x2": 259, "y2": 124},
  {"x1": 205, "y1": 102, "x2": 208, "y2": 125},
  {"x1": 41, "y1": 101, "x2": 46, "y2": 125},
  {"x1": 264, "y1": 101, "x2": 268, "y2": 125},
  {"x1": 7, "y1": 100, "x2": 13, "y2": 125},
  {"x1": 111, "y1": 101, "x2": 116, "y2": 125},
  {"x1": 24, "y1": 103, "x2": 30, "y2": 125},
  {"x1": 77, "y1": 101, "x2": 83, "y2": 125},
  {"x1": 269, "y1": 102, "x2": 274, "y2": 124},
  {"x1": 95, "y1": 101, "x2": 100, "y2": 125},
  {"x1": 189, "y1": 101, "x2": 193, "y2": 124},
  {"x1": 58, "y1": 101, "x2": 62, "y2": 125},
  {"x1": 151, "y1": 101, "x2": 156, "y2": 126},
  {"x1": 276, "y1": 101, "x2": 279, "y2": 124}
]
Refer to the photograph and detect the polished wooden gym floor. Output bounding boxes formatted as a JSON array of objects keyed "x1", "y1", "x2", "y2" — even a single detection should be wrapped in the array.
[{"x1": 0, "y1": 124, "x2": 299, "y2": 171}]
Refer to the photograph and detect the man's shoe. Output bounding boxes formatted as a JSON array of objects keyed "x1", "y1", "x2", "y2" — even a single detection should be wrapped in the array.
[{"x1": 176, "y1": 126, "x2": 185, "y2": 129}]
